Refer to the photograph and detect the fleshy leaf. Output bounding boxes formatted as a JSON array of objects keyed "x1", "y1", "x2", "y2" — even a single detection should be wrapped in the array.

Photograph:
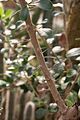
[
  {"x1": 36, "y1": 108, "x2": 47, "y2": 119},
  {"x1": 20, "y1": 6, "x2": 29, "y2": 21},
  {"x1": 66, "y1": 48, "x2": 80, "y2": 57},
  {"x1": 33, "y1": 0, "x2": 53, "y2": 11},
  {"x1": 65, "y1": 91, "x2": 77, "y2": 107}
]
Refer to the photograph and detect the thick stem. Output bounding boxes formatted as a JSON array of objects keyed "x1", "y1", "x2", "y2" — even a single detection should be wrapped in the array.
[
  {"x1": 63, "y1": 0, "x2": 80, "y2": 49},
  {"x1": 19, "y1": 0, "x2": 67, "y2": 114}
]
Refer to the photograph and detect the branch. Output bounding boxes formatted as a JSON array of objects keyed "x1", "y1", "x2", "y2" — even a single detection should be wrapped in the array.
[{"x1": 19, "y1": 0, "x2": 67, "y2": 114}]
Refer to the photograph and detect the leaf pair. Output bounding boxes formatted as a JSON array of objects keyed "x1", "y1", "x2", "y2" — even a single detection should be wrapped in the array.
[{"x1": 20, "y1": 0, "x2": 53, "y2": 21}]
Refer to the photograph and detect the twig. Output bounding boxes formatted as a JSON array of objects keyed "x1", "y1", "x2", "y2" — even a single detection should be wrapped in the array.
[{"x1": 37, "y1": 29, "x2": 62, "y2": 63}]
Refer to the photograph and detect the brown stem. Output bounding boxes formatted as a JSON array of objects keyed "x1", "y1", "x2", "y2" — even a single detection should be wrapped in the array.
[
  {"x1": 19, "y1": 0, "x2": 67, "y2": 114},
  {"x1": 63, "y1": 0, "x2": 80, "y2": 49}
]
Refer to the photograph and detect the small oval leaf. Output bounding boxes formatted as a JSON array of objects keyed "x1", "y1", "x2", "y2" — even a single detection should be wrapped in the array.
[
  {"x1": 33, "y1": 0, "x2": 53, "y2": 11},
  {"x1": 66, "y1": 48, "x2": 80, "y2": 57},
  {"x1": 36, "y1": 108, "x2": 47, "y2": 119},
  {"x1": 20, "y1": 6, "x2": 29, "y2": 21},
  {"x1": 65, "y1": 91, "x2": 77, "y2": 107},
  {"x1": 52, "y1": 46, "x2": 64, "y2": 53}
]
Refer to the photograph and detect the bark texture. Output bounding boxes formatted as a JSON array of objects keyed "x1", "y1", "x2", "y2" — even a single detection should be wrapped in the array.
[{"x1": 66, "y1": 0, "x2": 80, "y2": 48}]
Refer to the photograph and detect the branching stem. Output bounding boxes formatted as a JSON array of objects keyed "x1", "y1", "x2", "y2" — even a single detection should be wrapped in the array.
[{"x1": 19, "y1": 0, "x2": 67, "y2": 114}]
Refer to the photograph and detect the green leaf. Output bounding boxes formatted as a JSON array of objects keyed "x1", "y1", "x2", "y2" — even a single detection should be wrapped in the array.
[
  {"x1": 65, "y1": 91, "x2": 77, "y2": 107},
  {"x1": 0, "y1": 80, "x2": 7, "y2": 88},
  {"x1": 66, "y1": 48, "x2": 80, "y2": 57},
  {"x1": 36, "y1": 108, "x2": 47, "y2": 119},
  {"x1": 65, "y1": 99, "x2": 74, "y2": 107},
  {"x1": 52, "y1": 46, "x2": 64, "y2": 53},
  {"x1": 0, "y1": 7, "x2": 4, "y2": 18},
  {"x1": 53, "y1": 62, "x2": 65, "y2": 74},
  {"x1": 4, "y1": 9, "x2": 13, "y2": 19},
  {"x1": 76, "y1": 56, "x2": 80, "y2": 61},
  {"x1": 48, "y1": 103, "x2": 58, "y2": 113},
  {"x1": 20, "y1": 6, "x2": 29, "y2": 21},
  {"x1": 47, "y1": 38, "x2": 55, "y2": 44},
  {"x1": 67, "y1": 69, "x2": 77, "y2": 78},
  {"x1": 1, "y1": 48, "x2": 9, "y2": 53},
  {"x1": 33, "y1": 98, "x2": 45, "y2": 108},
  {"x1": 38, "y1": 28, "x2": 53, "y2": 38},
  {"x1": 77, "y1": 76, "x2": 80, "y2": 86},
  {"x1": 34, "y1": 0, "x2": 53, "y2": 11},
  {"x1": 53, "y1": 11, "x2": 63, "y2": 17}
]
